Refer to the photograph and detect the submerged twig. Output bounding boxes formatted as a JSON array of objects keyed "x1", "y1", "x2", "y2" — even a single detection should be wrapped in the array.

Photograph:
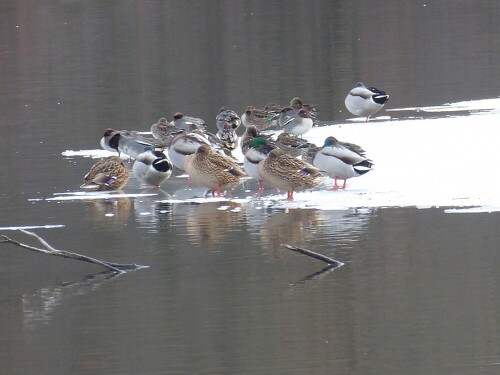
[
  {"x1": 281, "y1": 243, "x2": 344, "y2": 267},
  {"x1": 1, "y1": 229, "x2": 147, "y2": 274}
]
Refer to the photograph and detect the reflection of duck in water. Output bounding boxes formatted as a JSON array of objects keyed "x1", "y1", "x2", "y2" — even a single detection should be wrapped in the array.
[
  {"x1": 84, "y1": 197, "x2": 132, "y2": 225},
  {"x1": 259, "y1": 208, "x2": 320, "y2": 250},
  {"x1": 133, "y1": 188, "x2": 173, "y2": 229},
  {"x1": 22, "y1": 273, "x2": 118, "y2": 330},
  {"x1": 184, "y1": 202, "x2": 244, "y2": 246}
]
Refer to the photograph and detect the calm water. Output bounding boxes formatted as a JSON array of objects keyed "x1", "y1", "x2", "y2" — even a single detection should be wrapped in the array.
[{"x1": 1, "y1": 1, "x2": 499, "y2": 374}]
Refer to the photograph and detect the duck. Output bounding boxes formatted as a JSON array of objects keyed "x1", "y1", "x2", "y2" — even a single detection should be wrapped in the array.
[
  {"x1": 117, "y1": 132, "x2": 166, "y2": 160},
  {"x1": 132, "y1": 148, "x2": 173, "y2": 187},
  {"x1": 100, "y1": 128, "x2": 166, "y2": 159},
  {"x1": 257, "y1": 148, "x2": 321, "y2": 200},
  {"x1": 243, "y1": 137, "x2": 276, "y2": 191},
  {"x1": 81, "y1": 156, "x2": 129, "y2": 191},
  {"x1": 184, "y1": 144, "x2": 246, "y2": 196},
  {"x1": 216, "y1": 106, "x2": 241, "y2": 131},
  {"x1": 279, "y1": 107, "x2": 313, "y2": 137},
  {"x1": 264, "y1": 102, "x2": 283, "y2": 116},
  {"x1": 100, "y1": 128, "x2": 122, "y2": 153},
  {"x1": 167, "y1": 131, "x2": 212, "y2": 170},
  {"x1": 241, "y1": 125, "x2": 274, "y2": 155},
  {"x1": 241, "y1": 106, "x2": 279, "y2": 130},
  {"x1": 150, "y1": 117, "x2": 180, "y2": 146},
  {"x1": 171, "y1": 112, "x2": 206, "y2": 131},
  {"x1": 190, "y1": 127, "x2": 236, "y2": 158},
  {"x1": 275, "y1": 132, "x2": 312, "y2": 157},
  {"x1": 308, "y1": 136, "x2": 373, "y2": 189},
  {"x1": 216, "y1": 122, "x2": 239, "y2": 152},
  {"x1": 289, "y1": 97, "x2": 318, "y2": 119},
  {"x1": 345, "y1": 82, "x2": 389, "y2": 121}
]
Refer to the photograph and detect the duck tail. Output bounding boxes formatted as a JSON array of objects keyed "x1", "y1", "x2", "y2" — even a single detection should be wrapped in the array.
[{"x1": 353, "y1": 159, "x2": 373, "y2": 175}]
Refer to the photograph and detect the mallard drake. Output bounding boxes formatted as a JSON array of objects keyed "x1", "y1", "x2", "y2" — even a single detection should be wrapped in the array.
[
  {"x1": 81, "y1": 156, "x2": 129, "y2": 191},
  {"x1": 171, "y1": 112, "x2": 206, "y2": 131},
  {"x1": 241, "y1": 125, "x2": 274, "y2": 155},
  {"x1": 243, "y1": 137, "x2": 276, "y2": 190},
  {"x1": 167, "y1": 131, "x2": 211, "y2": 170},
  {"x1": 257, "y1": 148, "x2": 321, "y2": 200},
  {"x1": 100, "y1": 128, "x2": 122, "y2": 153},
  {"x1": 100, "y1": 128, "x2": 166, "y2": 159},
  {"x1": 289, "y1": 97, "x2": 318, "y2": 119},
  {"x1": 216, "y1": 106, "x2": 241, "y2": 131},
  {"x1": 241, "y1": 106, "x2": 278, "y2": 130},
  {"x1": 279, "y1": 107, "x2": 313, "y2": 137},
  {"x1": 184, "y1": 144, "x2": 246, "y2": 196},
  {"x1": 309, "y1": 136, "x2": 373, "y2": 189},
  {"x1": 345, "y1": 82, "x2": 389, "y2": 121},
  {"x1": 132, "y1": 148, "x2": 173, "y2": 187},
  {"x1": 150, "y1": 117, "x2": 180, "y2": 146}
]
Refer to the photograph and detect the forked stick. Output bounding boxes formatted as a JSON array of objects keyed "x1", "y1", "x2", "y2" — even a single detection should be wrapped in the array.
[{"x1": 1, "y1": 229, "x2": 147, "y2": 273}]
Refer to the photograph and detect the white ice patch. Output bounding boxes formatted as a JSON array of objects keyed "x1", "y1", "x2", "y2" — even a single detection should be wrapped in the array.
[
  {"x1": 386, "y1": 97, "x2": 500, "y2": 113},
  {"x1": 282, "y1": 98, "x2": 500, "y2": 213},
  {"x1": 46, "y1": 192, "x2": 158, "y2": 201},
  {"x1": 62, "y1": 149, "x2": 119, "y2": 159},
  {"x1": 158, "y1": 197, "x2": 251, "y2": 204},
  {"x1": 0, "y1": 224, "x2": 65, "y2": 231}
]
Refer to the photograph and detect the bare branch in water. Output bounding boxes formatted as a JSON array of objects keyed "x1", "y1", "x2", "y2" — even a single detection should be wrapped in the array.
[
  {"x1": 1, "y1": 229, "x2": 148, "y2": 274},
  {"x1": 281, "y1": 243, "x2": 344, "y2": 267}
]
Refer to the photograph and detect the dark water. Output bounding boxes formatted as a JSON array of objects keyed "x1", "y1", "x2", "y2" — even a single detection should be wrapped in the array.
[{"x1": 1, "y1": 1, "x2": 499, "y2": 374}]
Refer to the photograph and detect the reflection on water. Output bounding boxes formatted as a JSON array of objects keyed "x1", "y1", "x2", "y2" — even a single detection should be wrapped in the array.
[
  {"x1": 184, "y1": 201, "x2": 245, "y2": 246},
  {"x1": 84, "y1": 197, "x2": 132, "y2": 225},
  {"x1": 257, "y1": 208, "x2": 320, "y2": 249},
  {"x1": 133, "y1": 188, "x2": 172, "y2": 230},
  {"x1": 22, "y1": 272, "x2": 119, "y2": 330}
]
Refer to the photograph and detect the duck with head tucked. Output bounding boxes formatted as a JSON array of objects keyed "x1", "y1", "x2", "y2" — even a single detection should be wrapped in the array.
[
  {"x1": 81, "y1": 156, "x2": 129, "y2": 191},
  {"x1": 307, "y1": 136, "x2": 373, "y2": 190},
  {"x1": 241, "y1": 105, "x2": 279, "y2": 130},
  {"x1": 100, "y1": 128, "x2": 167, "y2": 159},
  {"x1": 150, "y1": 117, "x2": 181, "y2": 146},
  {"x1": 258, "y1": 148, "x2": 321, "y2": 200},
  {"x1": 171, "y1": 112, "x2": 206, "y2": 131},
  {"x1": 167, "y1": 131, "x2": 212, "y2": 170},
  {"x1": 132, "y1": 147, "x2": 173, "y2": 188},
  {"x1": 275, "y1": 132, "x2": 312, "y2": 158},
  {"x1": 345, "y1": 82, "x2": 389, "y2": 121},
  {"x1": 184, "y1": 145, "x2": 246, "y2": 197}
]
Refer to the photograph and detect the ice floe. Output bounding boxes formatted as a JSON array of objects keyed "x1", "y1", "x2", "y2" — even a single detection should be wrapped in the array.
[{"x1": 57, "y1": 98, "x2": 500, "y2": 213}]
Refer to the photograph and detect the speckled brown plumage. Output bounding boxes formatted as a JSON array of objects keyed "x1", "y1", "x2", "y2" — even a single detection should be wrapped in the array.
[
  {"x1": 257, "y1": 148, "x2": 321, "y2": 199},
  {"x1": 81, "y1": 156, "x2": 129, "y2": 191},
  {"x1": 184, "y1": 145, "x2": 245, "y2": 196}
]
